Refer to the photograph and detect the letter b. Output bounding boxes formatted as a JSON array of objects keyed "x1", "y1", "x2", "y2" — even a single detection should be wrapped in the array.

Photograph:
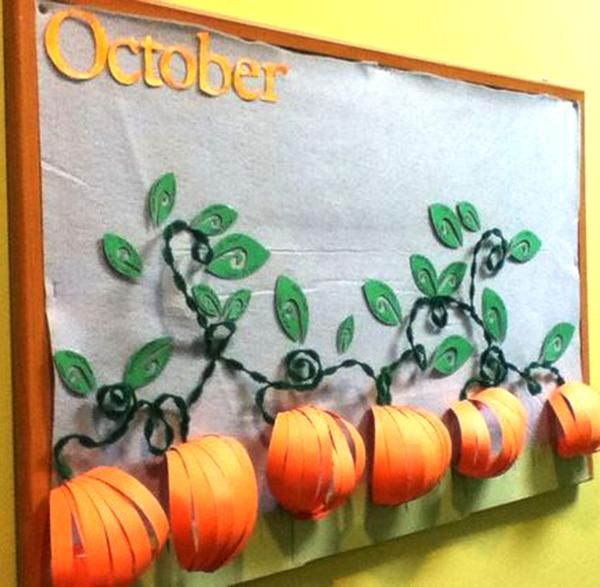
[{"x1": 197, "y1": 33, "x2": 232, "y2": 96}]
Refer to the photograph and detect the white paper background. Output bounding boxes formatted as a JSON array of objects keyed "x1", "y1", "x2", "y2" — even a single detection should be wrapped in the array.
[{"x1": 37, "y1": 3, "x2": 581, "y2": 510}]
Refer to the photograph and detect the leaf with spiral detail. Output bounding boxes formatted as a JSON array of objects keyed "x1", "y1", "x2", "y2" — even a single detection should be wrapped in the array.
[
  {"x1": 124, "y1": 337, "x2": 173, "y2": 389},
  {"x1": 102, "y1": 233, "x2": 143, "y2": 279},
  {"x1": 432, "y1": 335, "x2": 474, "y2": 375},
  {"x1": 275, "y1": 275, "x2": 310, "y2": 343},
  {"x1": 191, "y1": 284, "x2": 222, "y2": 318},
  {"x1": 540, "y1": 322, "x2": 575, "y2": 363},
  {"x1": 222, "y1": 289, "x2": 252, "y2": 322},
  {"x1": 482, "y1": 288, "x2": 508, "y2": 343},
  {"x1": 336, "y1": 315, "x2": 355, "y2": 354},
  {"x1": 149, "y1": 172, "x2": 176, "y2": 227},
  {"x1": 362, "y1": 280, "x2": 402, "y2": 326},
  {"x1": 54, "y1": 350, "x2": 97, "y2": 397},
  {"x1": 207, "y1": 234, "x2": 270, "y2": 279},
  {"x1": 429, "y1": 204, "x2": 463, "y2": 249},
  {"x1": 410, "y1": 255, "x2": 437, "y2": 297},
  {"x1": 191, "y1": 204, "x2": 238, "y2": 236},
  {"x1": 508, "y1": 230, "x2": 541, "y2": 263}
]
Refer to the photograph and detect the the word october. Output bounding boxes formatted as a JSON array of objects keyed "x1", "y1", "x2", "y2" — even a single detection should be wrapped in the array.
[{"x1": 44, "y1": 9, "x2": 289, "y2": 103}]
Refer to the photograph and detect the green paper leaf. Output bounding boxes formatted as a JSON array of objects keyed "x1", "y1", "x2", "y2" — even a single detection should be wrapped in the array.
[
  {"x1": 456, "y1": 201, "x2": 481, "y2": 232},
  {"x1": 509, "y1": 230, "x2": 542, "y2": 263},
  {"x1": 540, "y1": 322, "x2": 575, "y2": 363},
  {"x1": 482, "y1": 288, "x2": 508, "y2": 343},
  {"x1": 149, "y1": 172, "x2": 176, "y2": 227},
  {"x1": 124, "y1": 337, "x2": 173, "y2": 389},
  {"x1": 429, "y1": 204, "x2": 463, "y2": 249},
  {"x1": 336, "y1": 315, "x2": 355, "y2": 354},
  {"x1": 410, "y1": 255, "x2": 438, "y2": 297},
  {"x1": 438, "y1": 262, "x2": 467, "y2": 296},
  {"x1": 191, "y1": 284, "x2": 222, "y2": 318},
  {"x1": 222, "y1": 289, "x2": 252, "y2": 322},
  {"x1": 102, "y1": 233, "x2": 144, "y2": 279},
  {"x1": 207, "y1": 234, "x2": 270, "y2": 280},
  {"x1": 54, "y1": 350, "x2": 97, "y2": 396},
  {"x1": 362, "y1": 280, "x2": 402, "y2": 326},
  {"x1": 275, "y1": 275, "x2": 309, "y2": 343},
  {"x1": 191, "y1": 204, "x2": 238, "y2": 236},
  {"x1": 432, "y1": 335, "x2": 474, "y2": 375}
]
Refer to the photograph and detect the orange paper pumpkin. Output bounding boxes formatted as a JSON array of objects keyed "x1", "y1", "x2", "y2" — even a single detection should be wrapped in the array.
[
  {"x1": 370, "y1": 405, "x2": 452, "y2": 506},
  {"x1": 50, "y1": 466, "x2": 169, "y2": 587},
  {"x1": 267, "y1": 405, "x2": 365, "y2": 519},
  {"x1": 166, "y1": 435, "x2": 258, "y2": 572},
  {"x1": 548, "y1": 381, "x2": 600, "y2": 457},
  {"x1": 447, "y1": 387, "x2": 527, "y2": 478}
]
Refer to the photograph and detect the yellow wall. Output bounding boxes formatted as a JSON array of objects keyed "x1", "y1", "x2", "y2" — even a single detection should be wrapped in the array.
[{"x1": 2, "y1": 1, "x2": 600, "y2": 585}]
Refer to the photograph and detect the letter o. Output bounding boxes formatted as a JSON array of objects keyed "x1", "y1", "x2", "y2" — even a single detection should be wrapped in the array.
[
  {"x1": 159, "y1": 46, "x2": 196, "y2": 90},
  {"x1": 44, "y1": 9, "x2": 108, "y2": 81}
]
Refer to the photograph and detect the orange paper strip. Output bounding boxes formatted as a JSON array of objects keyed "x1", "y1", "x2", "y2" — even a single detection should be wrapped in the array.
[
  {"x1": 166, "y1": 436, "x2": 258, "y2": 572},
  {"x1": 448, "y1": 387, "x2": 527, "y2": 478},
  {"x1": 370, "y1": 405, "x2": 451, "y2": 506},
  {"x1": 267, "y1": 405, "x2": 364, "y2": 519},
  {"x1": 549, "y1": 381, "x2": 600, "y2": 457},
  {"x1": 50, "y1": 466, "x2": 168, "y2": 587}
]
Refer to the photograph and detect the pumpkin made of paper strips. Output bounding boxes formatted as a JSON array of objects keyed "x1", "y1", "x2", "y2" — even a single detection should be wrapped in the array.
[
  {"x1": 166, "y1": 435, "x2": 258, "y2": 572},
  {"x1": 267, "y1": 405, "x2": 365, "y2": 519},
  {"x1": 370, "y1": 405, "x2": 452, "y2": 505},
  {"x1": 548, "y1": 381, "x2": 600, "y2": 457},
  {"x1": 446, "y1": 387, "x2": 527, "y2": 478},
  {"x1": 50, "y1": 466, "x2": 169, "y2": 587}
]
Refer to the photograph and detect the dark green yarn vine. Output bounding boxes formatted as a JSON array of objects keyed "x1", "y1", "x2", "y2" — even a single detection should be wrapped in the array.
[{"x1": 52, "y1": 176, "x2": 576, "y2": 479}]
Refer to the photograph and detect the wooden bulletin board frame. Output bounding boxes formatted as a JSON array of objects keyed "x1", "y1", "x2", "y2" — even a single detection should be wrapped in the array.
[{"x1": 3, "y1": 1, "x2": 588, "y2": 585}]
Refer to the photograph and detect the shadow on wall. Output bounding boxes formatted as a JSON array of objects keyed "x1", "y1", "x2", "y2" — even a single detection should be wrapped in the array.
[{"x1": 239, "y1": 483, "x2": 578, "y2": 587}]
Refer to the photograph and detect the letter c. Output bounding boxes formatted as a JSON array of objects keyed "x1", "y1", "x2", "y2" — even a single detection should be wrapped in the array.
[{"x1": 44, "y1": 9, "x2": 108, "y2": 81}]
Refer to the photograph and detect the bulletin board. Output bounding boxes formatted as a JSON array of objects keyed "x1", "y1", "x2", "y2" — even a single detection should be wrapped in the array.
[{"x1": 5, "y1": 1, "x2": 590, "y2": 586}]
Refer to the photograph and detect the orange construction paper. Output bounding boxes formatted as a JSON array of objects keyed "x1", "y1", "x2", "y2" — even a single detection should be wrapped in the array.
[
  {"x1": 75, "y1": 477, "x2": 134, "y2": 586},
  {"x1": 267, "y1": 405, "x2": 364, "y2": 519},
  {"x1": 448, "y1": 387, "x2": 527, "y2": 478},
  {"x1": 50, "y1": 466, "x2": 168, "y2": 587},
  {"x1": 87, "y1": 466, "x2": 169, "y2": 549},
  {"x1": 549, "y1": 381, "x2": 600, "y2": 457},
  {"x1": 370, "y1": 405, "x2": 451, "y2": 506},
  {"x1": 166, "y1": 436, "x2": 258, "y2": 573},
  {"x1": 77, "y1": 475, "x2": 153, "y2": 578}
]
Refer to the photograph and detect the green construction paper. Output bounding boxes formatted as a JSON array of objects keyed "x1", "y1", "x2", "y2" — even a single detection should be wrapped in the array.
[
  {"x1": 456, "y1": 201, "x2": 481, "y2": 232},
  {"x1": 149, "y1": 172, "x2": 176, "y2": 227},
  {"x1": 191, "y1": 204, "x2": 238, "y2": 236},
  {"x1": 53, "y1": 350, "x2": 97, "y2": 396},
  {"x1": 429, "y1": 203, "x2": 463, "y2": 249},
  {"x1": 222, "y1": 289, "x2": 252, "y2": 322},
  {"x1": 509, "y1": 229, "x2": 542, "y2": 263},
  {"x1": 275, "y1": 275, "x2": 310, "y2": 343},
  {"x1": 432, "y1": 334, "x2": 474, "y2": 375},
  {"x1": 482, "y1": 287, "x2": 508, "y2": 343},
  {"x1": 102, "y1": 233, "x2": 144, "y2": 279},
  {"x1": 123, "y1": 337, "x2": 173, "y2": 389},
  {"x1": 206, "y1": 233, "x2": 270, "y2": 279},
  {"x1": 336, "y1": 315, "x2": 355, "y2": 354},
  {"x1": 362, "y1": 280, "x2": 402, "y2": 326},
  {"x1": 437, "y1": 261, "x2": 467, "y2": 296},
  {"x1": 409, "y1": 254, "x2": 437, "y2": 297},
  {"x1": 191, "y1": 283, "x2": 222, "y2": 318},
  {"x1": 540, "y1": 322, "x2": 576, "y2": 363}
]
